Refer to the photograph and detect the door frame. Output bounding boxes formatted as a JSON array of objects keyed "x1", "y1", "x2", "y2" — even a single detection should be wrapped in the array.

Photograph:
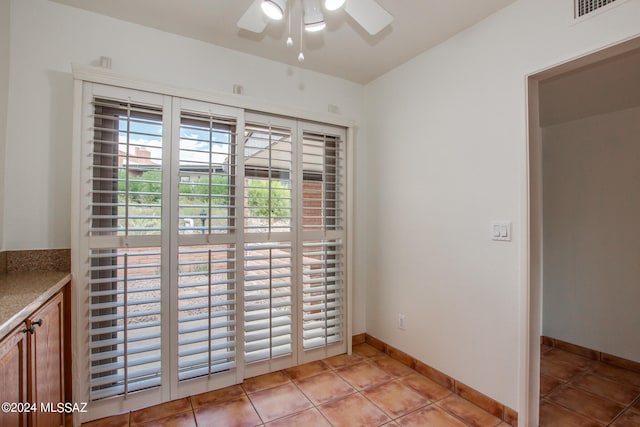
[{"x1": 522, "y1": 35, "x2": 640, "y2": 426}]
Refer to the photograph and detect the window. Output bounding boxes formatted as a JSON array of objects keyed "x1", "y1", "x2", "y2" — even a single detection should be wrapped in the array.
[{"x1": 76, "y1": 82, "x2": 348, "y2": 420}]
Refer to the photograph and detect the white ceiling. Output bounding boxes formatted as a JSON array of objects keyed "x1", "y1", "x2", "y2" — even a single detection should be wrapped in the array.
[{"x1": 51, "y1": 0, "x2": 516, "y2": 84}]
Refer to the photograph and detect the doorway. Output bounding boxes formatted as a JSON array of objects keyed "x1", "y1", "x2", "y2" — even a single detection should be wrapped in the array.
[{"x1": 527, "y1": 36, "x2": 640, "y2": 426}]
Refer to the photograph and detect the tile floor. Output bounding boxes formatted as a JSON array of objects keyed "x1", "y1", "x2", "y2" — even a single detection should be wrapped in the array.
[
  {"x1": 81, "y1": 343, "x2": 640, "y2": 427},
  {"x1": 82, "y1": 343, "x2": 510, "y2": 427},
  {"x1": 539, "y1": 344, "x2": 640, "y2": 426}
]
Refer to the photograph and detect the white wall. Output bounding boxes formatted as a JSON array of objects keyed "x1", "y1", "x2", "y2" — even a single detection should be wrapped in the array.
[
  {"x1": 542, "y1": 106, "x2": 640, "y2": 362},
  {"x1": 363, "y1": 0, "x2": 640, "y2": 412},
  {"x1": 0, "y1": 0, "x2": 10, "y2": 251},
  {"x1": 4, "y1": 0, "x2": 367, "y2": 332}
]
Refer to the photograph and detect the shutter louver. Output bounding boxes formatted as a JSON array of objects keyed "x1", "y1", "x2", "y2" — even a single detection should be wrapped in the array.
[
  {"x1": 302, "y1": 240, "x2": 344, "y2": 349},
  {"x1": 178, "y1": 112, "x2": 236, "y2": 235},
  {"x1": 244, "y1": 123, "x2": 293, "y2": 234},
  {"x1": 244, "y1": 242, "x2": 293, "y2": 363},
  {"x1": 89, "y1": 248, "x2": 162, "y2": 400},
  {"x1": 88, "y1": 96, "x2": 165, "y2": 401},
  {"x1": 302, "y1": 132, "x2": 344, "y2": 232},
  {"x1": 90, "y1": 99, "x2": 163, "y2": 236},
  {"x1": 177, "y1": 245, "x2": 237, "y2": 380},
  {"x1": 301, "y1": 129, "x2": 345, "y2": 351}
]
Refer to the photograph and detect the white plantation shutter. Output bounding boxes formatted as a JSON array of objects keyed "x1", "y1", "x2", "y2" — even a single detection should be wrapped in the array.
[
  {"x1": 173, "y1": 100, "x2": 242, "y2": 385},
  {"x1": 244, "y1": 122, "x2": 293, "y2": 234},
  {"x1": 302, "y1": 131, "x2": 344, "y2": 232},
  {"x1": 300, "y1": 127, "x2": 346, "y2": 354},
  {"x1": 178, "y1": 111, "x2": 237, "y2": 235},
  {"x1": 302, "y1": 240, "x2": 344, "y2": 349},
  {"x1": 77, "y1": 80, "x2": 349, "y2": 420},
  {"x1": 89, "y1": 248, "x2": 162, "y2": 400},
  {"x1": 242, "y1": 115, "x2": 296, "y2": 369},
  {"x1": 244, "y1": 242, "x2": 293, "y2": 363},
  {"x1": 177, "y1": 245, "x2": 237, "y2": 380},
  {"x1": 87, "y1": 91, "x2": 169, "y2": 402}
]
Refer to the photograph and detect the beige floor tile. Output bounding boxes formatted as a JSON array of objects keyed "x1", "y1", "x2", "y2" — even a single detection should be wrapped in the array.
[
  {"x1": 336, "y1": 361, "x2": 393, "y2": 390},
  {"x1": 81, "y1": 413, "x2": 130, "y2": 427},
  {"x1": 319, "y1": 393, "x2": 390, "y2": 427},
  {"x1": 296, "y1": 371, "x2": 356, "y2": 405},
  {"x1": 546, "y1": 385, "x2": 624, "y2": 424},
  {"x1": 130, "y1": 398, "x2": 191, "y2": 426},
  {"x1": 540, "y1": 374, "x2": 564, "y2": 397},
  {"x1": 248, "y1": 382, "x2": 313, "y2": 423},
  {"x1": 134, "y1": 411, "x2": 196, "y2": 427},
  {"x1": 591, "y1": 363, "x2": 640, "y2": 388},
  {"x1": 242, "y1": 371, "x2": 291, "y2": 393},
  {"x1": 539, "y1": 400, "x2": 603, "y2": 427},
  {"x1": 540, "y1": 358, "x2": 584, "y2": 382},
  {"x1": 610, "y1": 410, "x2": 640, "y2": 427},
  {"x1": 398, "y1": 372, "x2": 452, "y2": 402},
  {"x1": 397, "y1": 405, "x2": 466, "y2": 427},
  {"x1": 190, "y1": 384, "x2": 245, "y2": 408},
  {"x1": 353, "y1": 343, "x2": 386, "y2": 359},
  {"x1": 570, "y1": 373, "x2": 640, "y2": 405},
  {"x1": 323, "y1": 353, "x2": 364, "y2": 369},
  {"x1": 541, "y1": 349, "x2": 597, "y2": 369},
  {"x1": 370, "y1": 356, "x2": 415, "y2": 378},
  {"x1": 284, "y1": 360, "x2": 330, "y2": 381},
  {"x1": 265, "y1": 408, "x2": 331, "y2": 427},
  {"x1": 193, "y1": 395, "x2": 261, "y2": 427},
  {"x1": 436, "y1": 394, "x2": 501, "y2": 427},
  {"x1": 363, "y1": 380, "x2": 428, "y2": 418}
]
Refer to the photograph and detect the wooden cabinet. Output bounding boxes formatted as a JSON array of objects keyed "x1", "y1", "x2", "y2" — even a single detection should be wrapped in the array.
[
  {"x1": 0, "y1": 325, "x2": 28, "y2": 427},
  {"x1": 0, "y1": 291, "x2": 65, "y2": 427},
  {"x1": 29, "y1": 292, "x2": 64, "y2": 427}
]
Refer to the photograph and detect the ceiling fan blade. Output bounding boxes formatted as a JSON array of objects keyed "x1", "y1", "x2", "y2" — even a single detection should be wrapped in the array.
[
  {"x1": 344, "y1": 0, "x2": 392, "y2": 35},
  {"x1": 238, "y1": 0, "x2": 268, "y2": 33}
]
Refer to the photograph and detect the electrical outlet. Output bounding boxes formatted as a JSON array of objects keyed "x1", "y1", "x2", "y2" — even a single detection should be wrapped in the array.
[{"x1": 398, "y1": 314, "x2": 406, "y2": 330}]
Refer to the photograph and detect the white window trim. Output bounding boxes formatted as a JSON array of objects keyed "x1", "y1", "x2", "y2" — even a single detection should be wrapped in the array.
[{"x1": 70, "y1": 65, "x2": 355, "y2": 426}]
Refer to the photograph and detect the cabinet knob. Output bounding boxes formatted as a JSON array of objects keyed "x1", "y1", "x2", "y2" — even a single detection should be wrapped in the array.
[{"x1": 21, "y1": 318, "x2": 43, "y2": 334}]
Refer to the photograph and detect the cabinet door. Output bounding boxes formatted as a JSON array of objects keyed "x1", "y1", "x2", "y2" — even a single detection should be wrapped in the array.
[
  {"x1": 0, "y1": 326, "x2": 28, "y2": 427},
  {"x1": 29, "y1": 292, "x2": 64, "y2": 427}
]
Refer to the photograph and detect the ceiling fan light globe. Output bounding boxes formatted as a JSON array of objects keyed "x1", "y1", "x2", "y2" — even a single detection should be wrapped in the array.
[
  {"x1": 261, "y1": 0, "x2": 286, "y2": 20},
  {"x1": 324, "y1": 0, "x2": 345, "y2": 11}
]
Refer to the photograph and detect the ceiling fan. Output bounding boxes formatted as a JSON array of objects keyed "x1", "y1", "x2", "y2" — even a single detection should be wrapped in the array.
[{"x1": 238, "y1": 0, "x2": 393, "y2": 36}]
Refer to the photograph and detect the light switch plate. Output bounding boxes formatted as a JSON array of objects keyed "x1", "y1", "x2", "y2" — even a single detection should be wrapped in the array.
[{"x1": 491, "y1": 221, "x2": 511, "y2": 241}]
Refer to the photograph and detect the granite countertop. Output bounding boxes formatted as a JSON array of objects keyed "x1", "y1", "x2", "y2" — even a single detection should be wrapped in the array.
[{"x1": 0, "y1": 271, "x2": 71, "y2": 338}]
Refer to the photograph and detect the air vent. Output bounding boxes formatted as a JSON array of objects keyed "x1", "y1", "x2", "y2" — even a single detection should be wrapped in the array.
[{"x1": 575, "y1": 0, "x2": 617, "y2": 17}]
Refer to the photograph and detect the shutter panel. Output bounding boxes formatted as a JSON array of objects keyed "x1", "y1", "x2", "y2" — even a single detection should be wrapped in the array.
[
  {"x1": 178, "y1": 112, "x2": 236, "y2": 235},
  {"x1": 244, "y1": 123, "x2": 293, "y2": 234},
  {"x1": 177, "y1": 245, "x2": 237, "y2": 380},
  {"x1": 301, "y1": 128, "x2": 346, "y2": 352},
  {"x1": 302, "y1": 132, "x2": 344, "y2": 232},
  {"x1": 89, "y1": 249, "x2": 162, "y2": 400},
  {"x1": 244, "y1": 242, "x2": 293, "y2": 363},
  {"x1": 90, "y1": 99, "x2": 163, "y2": 237},
  {"x1": 302, "y1": 240, "x2": 344, "y2": 349},
  {"x1": 88, "y1": 96, "x2": 165, "y2": 401},
  {"x1": 175, "y1": 105, "x2": 240, "y2": 383}
]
